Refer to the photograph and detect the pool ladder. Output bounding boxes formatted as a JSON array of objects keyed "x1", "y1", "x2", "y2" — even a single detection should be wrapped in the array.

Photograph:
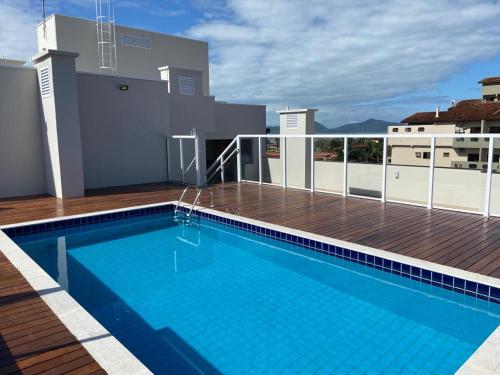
[{"x1": 175, "y1": 185, "x2": 203, "y2": 222}]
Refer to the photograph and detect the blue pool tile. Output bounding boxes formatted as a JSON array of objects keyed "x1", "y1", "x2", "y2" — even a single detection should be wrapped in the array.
[
  {"x1": 401, "y1": 264, "x2": 411, "y2": 275},
  {"x1": 477, "y1": 284, "x2": 490, "y2": 297},
  {"x1": 465, "y1": 281, "x2": 478, "y2": 294},
  {"x1": 454, "y1": 278, "x2": 465, "y2": 290}
]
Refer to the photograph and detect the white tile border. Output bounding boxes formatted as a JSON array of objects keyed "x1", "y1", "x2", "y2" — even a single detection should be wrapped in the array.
[{"x1": 1, "y1": 200, "x2": 499, "y2": 373}]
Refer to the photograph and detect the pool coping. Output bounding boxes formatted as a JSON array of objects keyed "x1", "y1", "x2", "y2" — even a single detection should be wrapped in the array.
[{"x1": 0, "y1": 200, "x2": 499, "y2": 374}]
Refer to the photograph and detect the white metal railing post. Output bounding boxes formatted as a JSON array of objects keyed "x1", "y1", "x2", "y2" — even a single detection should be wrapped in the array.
[
  {"x1": 220, "y1": 155, "x2": 225, "y2": 183},
  {"x1": 381, "y1": 136, "x2": 388, "y2": 202},
  {"x1": 194, "y1": 136, "x2": 201, "y2": 186},
  {"x1": 166, "y1": 137, "x2": 170, "y2": 182},
  {"x1": 258, "y1": 137, "x2": 263, "y2": 184},
  {"x1": 343, "y1": 137, "x2": 348, "y2": 196},
  {"x1": 179, "y1": 138, "x2": 185, "y2": 183},
  {"x1": 427, "y1": 136, "x2": 436, "y2": 209},
  {"x1": 310, "y1": 137, "x2": 315, "y2": 192},
  {"x1": 236, "y1": 136, "x2": 242, "y2": 182},
  {"x1": 484, "y1": 137, "x2": 494, "y2": 217},
  {"x1": 282, "y1": 136, "x2": 287, "y2": 188}
]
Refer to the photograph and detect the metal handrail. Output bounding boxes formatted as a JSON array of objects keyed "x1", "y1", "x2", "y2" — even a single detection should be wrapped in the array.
[
  {"x1": 237, "y1": 133, "x2": 500, "y2": 139},
  {"x1": 184, "y1": 156, "x2": 196, "y2": 176},
  {"x1": 206, "y1": 136, "x2": 238, "y2": 176},
  {"x1": 175, "y1": 185, "x2": 197, "y2": 215},
  {"x1": 188, "y1": 188, "x2": 203, "y2": 218},
  {"x1": 206, "y1": 147, "x2": 239, "y2": 183}
]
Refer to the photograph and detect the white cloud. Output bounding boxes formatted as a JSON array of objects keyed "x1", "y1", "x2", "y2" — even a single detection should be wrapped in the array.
[
  {"x1": 0, "y1": 0, "x2": 39, "y2": 61},
  {"x1": 188, "y1": 0, "x2": 500, "y2": 125}
]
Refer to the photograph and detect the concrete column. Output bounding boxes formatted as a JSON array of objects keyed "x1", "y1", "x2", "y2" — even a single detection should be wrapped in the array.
[
  {"x1": 277, "y1": 108, "x2": 317, "y2": 189},
  {"x1": 32, "y1": 50, "x2": 85, "y2": 198}
]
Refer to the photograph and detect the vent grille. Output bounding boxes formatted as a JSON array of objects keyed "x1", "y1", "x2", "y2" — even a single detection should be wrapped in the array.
[
  {"x1": 40, "y1": 68, "x2": 51, "y2": 98},
  {"x1": 179, "y1": 76, "x2": 195, "y2": 96},
  {"x1": 121, "y1": 34, "x2": 152, "y2": 49},
  {"x1": 286, "y1": 113, "x2": 299, "y2": 128}
]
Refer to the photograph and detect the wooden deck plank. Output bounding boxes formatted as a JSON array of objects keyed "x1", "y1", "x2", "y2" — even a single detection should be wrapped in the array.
[{"x1": 0, "y1": 253, "x2": 102, "y2": 375}]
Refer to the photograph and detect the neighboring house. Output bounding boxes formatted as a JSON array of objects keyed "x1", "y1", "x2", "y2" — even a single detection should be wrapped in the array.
[
  {"x1": 388, "y1": 77, "x2": 500, "y2": 169},
  {"x1": 0, "y1": 14, "x2": 265, "y2": 199}
]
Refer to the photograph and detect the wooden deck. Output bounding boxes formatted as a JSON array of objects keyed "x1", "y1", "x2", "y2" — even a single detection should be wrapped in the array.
[
  {"x1": 0, "y1": 253, "x2": 103, "y2": 375},
  {"x1": 1, "y1": 182, "x2": 500, "y2": 278}
]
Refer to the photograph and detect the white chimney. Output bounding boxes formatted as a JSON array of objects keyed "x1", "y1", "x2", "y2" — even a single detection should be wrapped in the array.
[
  {"x1": 435, "y1": 106, "x2": 440, "y2": 118},
  {"x1": 451, "y1": 100, "x2": 456, "y2": 107}
]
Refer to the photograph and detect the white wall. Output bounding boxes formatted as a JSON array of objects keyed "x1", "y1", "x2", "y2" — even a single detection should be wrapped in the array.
[
  {"x1": 38, "y1": 14, "x2": 210, "y2": 95},
  {"x1": 0, "y1": 66, "x2": 46, "y2": 197},
  {"x1": 77, "y1": 73, "x2": 171, "y2": 189}
]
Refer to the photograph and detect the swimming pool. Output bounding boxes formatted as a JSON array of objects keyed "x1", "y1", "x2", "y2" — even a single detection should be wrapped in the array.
[{"x1": 9, "y1": 207, "x2": 500, "y2": 374}]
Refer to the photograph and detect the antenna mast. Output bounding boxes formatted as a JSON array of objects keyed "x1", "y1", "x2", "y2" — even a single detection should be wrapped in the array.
[{"x1": 96, "y1": 0, "x2": 117, "y2": 73}]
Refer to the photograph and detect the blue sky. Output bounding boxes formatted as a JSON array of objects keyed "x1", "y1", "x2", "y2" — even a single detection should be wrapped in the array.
[{"x1": 1, "y1": 0, "x2": 500, "y2": 127}]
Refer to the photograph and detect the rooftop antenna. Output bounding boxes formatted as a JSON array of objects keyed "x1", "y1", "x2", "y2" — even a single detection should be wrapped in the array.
[
  {"x1": 42, "y1": 0, "x2": 47, "y2": 39},
  {"x1": 95, "y1": 0, "x2": 117, "y2": 73}
]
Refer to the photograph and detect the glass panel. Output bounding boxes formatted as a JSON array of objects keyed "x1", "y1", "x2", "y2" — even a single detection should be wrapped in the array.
[
  {"x1": 313, "y1": 137, "x2": 344, "y2": 193},
  {"x1": 347, "y1": 138, "x2": 383, "y2": 198},
  {"x1": 262, "y1": 136, "x2": 282, "y2": 185},
  {"x1": 385, "y1": 136, "x2": 430, "y2": 205},
  {"x1": 488, "y1": 139, "x2": 500, "y2": 215},
  {"x1": 433, "y1": 136, "x2": 488, "y2": 212},
  {"x1": 240, "y1": 137, "x2": 260, "y2": 182},
  {"x1": 168, "y1": 139, "x2": 182, "y2": 183},
  {"x1": 286, "y1": 137, "x2": 310, "y2": 189}
]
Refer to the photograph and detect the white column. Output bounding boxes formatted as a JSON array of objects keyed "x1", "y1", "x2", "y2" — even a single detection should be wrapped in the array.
[
  {"x1": 195, "y1": 136, "x2": 201, "y2": 186},
  {"x1": 343, "y1": 137, "x2": 348, "y2": 196},
  {"x1": 179, "y1": 138, "x2": 185, "y2": 183},
  {"x1": 427, "y1": 136, "x2": 436, "y2": 209},
  {"x1": 484, "y1": 137, "x2": 494, "y2": 217},
  {"x1": 236, "y1": 136, "x2": 242, "y2": 182},
  {"x1": 310, "y1": 137, "x2": 315, "y2": 192},
  {"x1": 282, "y1": 137, "x2": 287, "y2": 188},
  {"x1": 258, "y1": 137, "x2": 263, "y2": 184},
  {"x1": 381, "y1": 137, "x2": 388, "y2": 202}
]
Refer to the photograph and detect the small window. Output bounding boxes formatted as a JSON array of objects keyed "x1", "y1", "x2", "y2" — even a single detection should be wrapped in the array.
[
  {"x1": 405, "y1": 127, "x2": 412, "y2": 132},
  {"x1": 418, "y1": 127, "x2": 425, "y2": 132},
  {"x1": 470, "y1": 127, "x2": 480, "y2": 134},
  {"x1": 121, "y1": 34, "x2": 152, "y2": 49},
  {"x1": 286, "y1": 113, "x2": 299, "y2": 129},
  {"x1": 423, "y1": 152, "x2": 431, "y2": 159},
  {"x1": 415, "y1": 152, "x2": 422, "y2": 158},
  {"x1": 494, "y1": 154, "x2": 500, "y2": 162},
  {"x1": 468, "y1": 153, "x2": 479, "y2": 162},
  {"x1": 392, "y1": 128, "x2": 399, "y2": 133},
  {"x1": 443, "y1": 152, "x2": 450, "y2": 157},
  {"x1": 178, "y1": 76, "x2": 194, "y2": 95}
]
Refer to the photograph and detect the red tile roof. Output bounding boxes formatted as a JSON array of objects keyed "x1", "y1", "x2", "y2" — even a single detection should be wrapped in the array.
[
  {"x1": 401, "y1": 100, "x2": 500, "y2": 124},
  {"x1": 479, "y1": 77, "x2": 500, "y2": 85}
]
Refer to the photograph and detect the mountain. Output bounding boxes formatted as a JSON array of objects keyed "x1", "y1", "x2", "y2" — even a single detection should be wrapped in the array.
[
  {"x1": 327, "y1": 119, "x2": 393, "y2": 134},
  {"x1": 266, "y1": 119, "x2": 394, "y2": 134}
]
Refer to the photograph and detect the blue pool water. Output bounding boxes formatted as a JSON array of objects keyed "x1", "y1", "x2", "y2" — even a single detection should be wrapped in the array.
[{"x1": 13, "y1": 213, "x2": 500, "y2": 374}]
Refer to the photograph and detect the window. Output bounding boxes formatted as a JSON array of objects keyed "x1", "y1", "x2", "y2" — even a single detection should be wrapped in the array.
[
  {"x1": 494, "y1": 154, "x2": 500, "y2": 162},
  {"x1": 286, "y1": 113, "x2": 299, "y2": 129},
  {"x1": 39, "y1": 67, "x2": 51, "y2": 98},
  {"x1": 418, "y1": 127, "x2": 425, "y2": 132},
  {"x1": 392, "y1": 128, "x2": 399, "y2": 132},
  {"x1": 467, "y1": 153, "x2": 479, "y2": 162},
  {"x1": 470, "y1": 127, "x2": 480, "y2": 134},
  {"x1": 121, "y1": 34, "x2": 152, "y2": 49},
  {"x1": 423, "y1": 152, "x2": 431, "y2": 159},
  {"x1": 178, "y1": 76, "x2": 194, "y2": 95},
  {"x1": 443, "y1": 152, "x2": 450, "y2": 157},
  {"x1": 415, "y1": 152, "x2": 422, "y2": 158},
  {"x1": 489, "y1": 127, "x2": 500, "y2": 134},
  {"x1": 405, "y1": 127, "x2": 412, "y2": 132}
]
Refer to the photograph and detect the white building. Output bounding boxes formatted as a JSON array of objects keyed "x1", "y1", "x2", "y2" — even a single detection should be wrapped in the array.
[{"x1": 0, "y1": 14, "x2": 266, "y2": 199}]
